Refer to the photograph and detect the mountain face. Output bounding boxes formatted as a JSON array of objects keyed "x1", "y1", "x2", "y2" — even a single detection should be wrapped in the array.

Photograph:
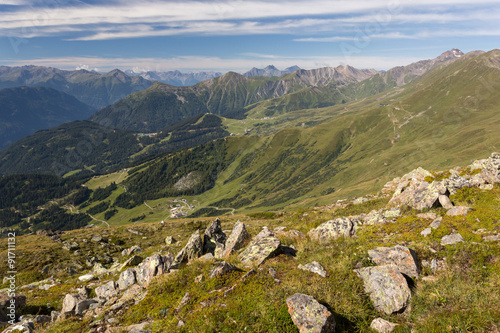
[
  {"x1": 243, "y1": 65, "x2": 301, "y2": 77},
  {"x1": 0, "y1": 66, "x2": 153, "y2": 109},
  {"x1": 0, "y1": 86, "x2": 96, "y2": 150},
  {"x1": 125, "y1": 70, "x2": 222, "y2": 86},
  {"x1": 90, "y1": 65, "x2": 379, "y2": 132}
]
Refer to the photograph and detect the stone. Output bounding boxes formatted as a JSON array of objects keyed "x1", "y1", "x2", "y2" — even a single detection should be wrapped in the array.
[
  {"x1": 204, "y1": 218, "x2": 227, "y2": 254},
  {"x1": 441, "y1": 233, "x2": 465, "y2": 246},
  {"x1": 120, "y1": 284, "x2": 144, "y2": 302},
  {"x1": 421, "y1": 227, "x2": 432, "y2": 237},
  {"x1": 354, "y1": 265, "x2": 411, "y2": 314},
  {"x1": 199, "y1": 253, "x2": 215, "y2": 261},
  {"x1": 194, "y1": 275, "x2": 203, "y2": 283},
  {"x1": 238, "y1": 229, "x2": 281, "y2": 266},
  {"x1": 214, "y1": 242, "x2": 225, "y2": 259},
  {"x1": 91, "y1": 234, "x2": 104, "y2": 243},
  {"x1": 438, "y1": 195, "x2": 454, "y2": 209},
  {"x1": 121, "y1": 245, "x2": 142, "y2": 257},
  {"x1": 62, "y1": 241, "x2": 79, "y2": 251},
  {"x1": 0, "y1": 293, "x2": 26, "y2": 322},
  {"x1": 95, "y1": 281, "x2": 118, "y2": 298},
  {"x1": 135, "y1": 254, "x2": 173, "y2": 288},
  {"x1": 363, "y1": 210, "x2": 387, "y2": 225},
  {"x1": 298, "y1": 262, "x2": 327, "y2": 278},
  {"x1": 176, "y1": 292, "x2": 191, "y2": 312},
  {"x1": 307, "y1": 217, "x2": 355, "y2": 241},
  {"x1": 286, "y1": 293, "x2": 336, "y2": 333},
  {"x1": 446, "y1": 206, "x2": 471, "y2": 216},
  {"x1": 209, "y1": 261, "x2": 238, "y2": 278},
  {"x1": 118, "y1": 268, "x2": 136, "y2": 290},
  {"x1": 383, "y1": 208, "x2": 401, "y2": 220},
  {"x1": 120, "y1": 255, "x2": 143, "y2": 270},
  {"x1": 93, "y1": 263, "x2": 108, "y2": 275},
  {"x1": 417, "y1": 212, "x2": 437, "y2": 220},
  {"x1": 429, "y1": 217, "x2": 442, "y2": 229},
  {"x1": 368, "y1": 245, "x2": 420, "y2": 278},
  {"x1": 78, "y1": 274, "x2": 96, "y2": 282},
  {"x1": 2, "y1": 322, "x2": 34, "y2": 333},
  {"x1": 165, "y1": 236, "x2": 177, "y2": 245},
  {"x1": 50, "y1": 310, "x2": 60, "y2": 322},
  {"x1": 172, "y1": 230, "x2": 203, "y2": 267},
  {"x1": 61, "y1": 293, "x2": 96, "y2": 316},
  {"x1": 483, "y1": 234, "x2": 500, "y2": 242},
  {"x1": 223, "y1": 221, "x2": 251, "y2": 258},
  {"x1": 370, "y1": 318, "x2": 398, "y2": 333},
  {"x1": 34, "y1": 314, "x2": 51, "y2": 325}
]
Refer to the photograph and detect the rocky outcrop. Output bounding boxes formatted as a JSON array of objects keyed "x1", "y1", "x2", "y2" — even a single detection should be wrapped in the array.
[
  {"x1": 368, "y1": 245, "x2": 420, "y2": 278},
  {"x1": 121, "y1": 245, "x2": 142, "y2": 257},
  {"x1": 238, "y1": 229, "x2": 281, "y2": 266},
  {"x1": 222, "y1": 221, "x2": 251, "y2": 258},
  {"x1": 298, "y1": 262, "x2": 327, "y2": 278},
  {"x1": 203, "y1": 218, "x2": 227, "y2": 254},
  {"x1": 61, "y1": 293, "x2": 96, "y2": 316},
  {"x1": 95, "y1": 281, "x2": 118, "y2": 299},
  {"x1": 118, "y1": 268, "x2": 137, "y2": 290},
  {"x1": 209, "y1": 261, "x2": 238, "y2": 278},
  {"x1": 286, "y1": 293, "x2": 336, "y2": 333},
  {"x1": 307, "y1": 217, "x2": 355, "y2": 241},
  {"x1": 135, "y1": 254, "x2": 173, "y2": 288},
  {"x1": 173, "y1": 230, "x2": 203, "y2": 267},
  {"x1": 354, "y1": 265, "x2": 411, "y2": 314}
]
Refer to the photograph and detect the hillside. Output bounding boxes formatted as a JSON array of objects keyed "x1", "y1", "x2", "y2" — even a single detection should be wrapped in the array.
[
  {"x1": 0, "y1": 66, "x2": 153, "y2": 109},
  {"x1": 0, "y1": 86, "x2": 96, "y2": 150},
  {"x1": 0, "y1": 152, "x2": 499, "y2": 332}
]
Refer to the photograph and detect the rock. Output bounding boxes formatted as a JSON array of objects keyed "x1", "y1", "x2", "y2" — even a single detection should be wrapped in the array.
[
  {"x1": 93, "y1": 263, "x2": 109, "y2": 275},
  {"x1": 446, "y1": 206, "x2": 471, "y2": 216},
  {"x1": 61, "y1": 293, "x2": 96, "y2": 316},
  {"x1": 2, "y1": 322, "x2": 34, "y2": 332},
  {"x1": 354, "y1": 265, "x2": 411, "y2": 314},
  {"x1": 214, "y1": 242, "x2": 225, "y2": 259},
  {"x1": 298, "y1": 262, "x2": 327, "y2": 278},
  {"x1": 36, "y1": 228, "x2": 56, "y2": 236},
  {"x1": 417, "y1": 212, "x2": 437, "y2": 220},
  {"x1": 194, "y1": 275, "x2": 203, "y2": 283},
  {"x1": 204, "y1": 218, "x2": 227, "y2": 254},
  {"x1": 78, "y1": 274, "x2": 96, "y2": 282},
  {"x1": 135, "y1": 254, "x2": 173, "y2": 288},
  {"x1": 269, "y1": 267, "x2": 277, "y2": 277},
  {"x1": 429, "y1": 217, "x2": 442, "y2": 229},
  {"x1": 438, "y1": 195, "x2": 454, "y2": 209},
  {"x1": 223, "y1": 221, "x2": 251, "y2": 258},
  {"x1": 62, "y1": 241, "x2": 80, "y2": 251},
  {"x1": 370, "y1": 318, "x2": 398, "y2": 332},
  {"x1": 483, "y1": 234, "x2": 500, "y2": 242},
  {"x1": 50, "y1": 310, "x2": 60, "y2": 322},
  {"x1": 34, "y1": 314, "x2": 51, "y2": 325},
  {"x1": 307, "y1": 217, "x2": 355, "y2": 241},
  {"x1": 176, "y1": 292, "x2": 191, "y2": 312},
  {"x1": 95, "y1": 281, "x2": 118, "y2": 298},
  {"x1": 120, "y1": 255, "x2": 143, "y2": 270},
  {"x1": 479, "y1": 184, "x2": 494, "y2": 190},
  {"x1": 383, "y1": 208, "x2": 401, "y2": 220},
  {"x1": 441, "y1": 233, "x2": 465, "y2": 246},
  {"x1": 0, "y1": 293, "x2": 26, "y2": 322},
  {"x1": 165, "y1": 236, "x2": 177, "y2": 245},
  {"x1": 199, "y1": 253, "x2": 215, "y2": 261},
  {"x1": 172, "y1": 230, "x2": 203, "y2": 267},
  {"x1": 238, "y1": 229, "x2": 281, "y2": 266},
  {"x1": 368, "y1": 245, "x2": 420, "y2": 278},
  {"x1": 209, "y1": 261, "x2": 238, "y2": 278},
  {"x1": 469, "y1": 152, "x2": 500, "y2": 185},
  {"x1": 119, "y1": 284, "x2": 144, "y2": 302},
  {"x1": 286, "y1": 293, "x2": 336, "y2": 333},
  {"x1": 421, "y1": 227, "x2": 432, "y2": 236},
  {"x1": 118, "y1": 268, "x2": 137, "y2": 290},
  {"x1": 177, "y1": 320, "x2": 185, "y2": 327},
  {"x1": 121, "y1": 245, "x2": 142, "y2": 257},
  {"x1": 91, "y1": 234, "x2": 104, "y2": 243},
  {"x1": 363, "y1": 210, "x2": 387, "y2": 225}
]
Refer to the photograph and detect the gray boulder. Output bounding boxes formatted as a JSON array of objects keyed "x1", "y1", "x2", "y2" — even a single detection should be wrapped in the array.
[
  {"x1": 173, "y1": 230, "x2": 203, "y2": 267},
  {"x1": 368, "y1": 245, "x2": 420, "y2": 278},
  {"x1": 441, "y1": 233, "x2": 465, "y2": 246},
  {"x1": 354, "y1": 265, "x2": 411, "y2": 314},
  {"x1": 286, "y1": 293, "x2": 336, "y2": 333},
  {"x1": 429, "y1": 217, "x2": 442, "y2": 229},
  {"x1": 307, "y1": 217, "x2": 354, "y2": 241},
  {"x1": 209, "y1": 261, "x2": 238, "y2": 278},
  {"x1": 238, "y1": 229, "x2": 281, "y2": 266},
  {"x1": 95, "y1": 281, "x2": 118, "y2": 298},
  {"x1": 135, "y1": 254, "x2": 173, "y2": 288},
  {"x1": 121, "y1": 245, "x2": 142, "y2": 257},
  {"x1": 438, "y1": 195, "x2": 454, "y2": 209},
  {"x1": 62, "y1": 241, "x2": 79, "y2": 251},
  {"x1": 204, "y1": 218, "x2": 227, "y2": 254},
  {"x1": 165, "y1": 236, "x2": 177, "y2": 245},
  {"x1": 298, "y1": 262, "x2": 327, "y2": 278},
  {"x1": 61, "y1": 293, "x2": 96, "y2": 316},
  {"x1": 370, "y1": 318, "x2": 398, "y2": 332},
  {"x1": 446, "y1": 206, "x2": 471, "y2": 216},
  {"x1": 222, "y1": 221, "x2": 251, "y2": 258},
  {"x1": 118, "y1": 268, "x2": 137, "y2": 290}
]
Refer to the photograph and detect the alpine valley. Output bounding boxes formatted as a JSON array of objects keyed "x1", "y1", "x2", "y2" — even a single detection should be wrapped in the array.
[{"x1": 0, "y1": 49, "x2": 500, "y2": 333}]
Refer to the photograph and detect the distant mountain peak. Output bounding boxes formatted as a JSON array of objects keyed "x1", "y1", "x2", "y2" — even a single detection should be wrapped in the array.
[{"x1": 243, "y1": 65, "x2": 302, "y2": 77}]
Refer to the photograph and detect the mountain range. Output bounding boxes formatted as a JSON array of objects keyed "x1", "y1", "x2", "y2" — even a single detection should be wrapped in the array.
[
  {"x1": 125, "y1": 69, "x2": 223, "y2": 86},
  {"x1": 242, "y1": 65, "x2": 302, "y2": 77}
]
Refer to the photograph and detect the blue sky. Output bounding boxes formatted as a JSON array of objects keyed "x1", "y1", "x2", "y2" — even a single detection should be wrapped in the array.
[{"x1": 0, "y1": 0, "x2": 499, "y2": 73}]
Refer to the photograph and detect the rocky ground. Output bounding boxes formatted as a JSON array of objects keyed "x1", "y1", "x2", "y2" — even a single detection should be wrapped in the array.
[{"x1": 1, "y1": 153, "x2": 499, "y2": 332}]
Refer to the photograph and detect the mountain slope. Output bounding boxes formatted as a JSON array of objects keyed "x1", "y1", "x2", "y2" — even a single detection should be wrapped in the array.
[
  {"x1": 0, "y1": 66, "x2": 153, "y2": 109},
  {"x1": 243, "y1": 65, "x2": 301, "y2": 77},
  {"x1": 0, "y1": 86, "x2": 96, "y2": 150},
  {"x1": 126, "y1": 70, "x2": 222, "y2": 86}
]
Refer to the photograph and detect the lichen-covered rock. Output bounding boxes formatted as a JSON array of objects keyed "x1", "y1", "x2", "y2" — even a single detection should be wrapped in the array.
[
  {"x1": 307, "y1": 217, "x2": 354, "y2": 241},
  {"x1": 62, "y1": 241, "x2": 80, "y2": 251},
  {"x1": 438, "y1": 195, "x2": 454, "y2": 209},
  {"x1": 118, "y1": 268, "x2": 136, "y2": 290},
  {"x1": 238, "y1": 229, "x2": 281, "y2": 266},
  {"x1": 429, "y1": 217, "x2": 442, "y2": 229},
  {"x1": 446, "y1": 206, "x2": 471, "y2": 216},
  {"x1": 421, "y1": 228, "x2": 432, "y2": 237},
  {"x1": 95, "y1": 280, "x2": 118, "y2": 299},
  {"x1": 441, "y1": 233, "x2": 465, "y2": 246},
  {"x1": 120, "y1": 255, "x2": 143, "y2": 271},
  {"x1": 383, "y1": 208, "x2": 401, "y2": 220},
  {"x1": 298, "y1": 261, "x2": 327, "y2": 278},
  {"x1": 209, "y1": 261, "x2": 238, "y2": 278},
  {"x1": 469, "y1": 152, "x2": 500, "y2": 185},
  {"x1": 368, "y1": 245, "x2": 420, "y2": 278},
  {"x1": 78, "y1": 274, "x2": 96, "y2": 282},
  {"x1": 135, "y1": 254, "x2": 172, "y2": 288},
  {"x1": 223, "y1": 221, "x2": 251, "y2": 258},
  {"x1": 363, "y1": 210, "x2": 387, "y2": 225},
  {"x1": 61, "y1": 293, "x2": 96, "y2": 316},
  {"x1": 165, "y1": 236, "x2": 177, "y2": 245},
  {"x1": 286, "y1": 293, "x2": 336, "y2": 333},
  {"x1": 204, "y1": 218, "x2": 227, "y2": 253},
  {"x1": 370, "y1": 318, "x2": 398, "y2": 332},
  {"x1": 173, "y1": 230, "x2": 203, "y2": 267},
  {"x1": 354, "y1": 265, "x2": 411, "y2": 314},
  {"x1": 121, "y1": 245, "x2": 142, "y2": 257}
]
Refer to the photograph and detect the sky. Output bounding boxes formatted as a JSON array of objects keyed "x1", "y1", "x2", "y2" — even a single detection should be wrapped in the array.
[{"x1": 0, "y1": 0, "x2": 499, "y2": 73}]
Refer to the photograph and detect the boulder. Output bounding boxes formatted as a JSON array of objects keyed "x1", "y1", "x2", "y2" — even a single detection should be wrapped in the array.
[
  {"x1": 2, "y1": 322, "x2": 34, "y2": 333},
  {"x1": 223, "y1": 221, "x2": 251, "y2": 258},
  {"x1": 91, "y1": 234, "x2": 104, "y2": 243},
  {"x1": 204, "y1": 218, "x2": 227, "y2": 254},
  {"x1": 429, "y1": 217, "x2": 442, "y2": 229},
  {"x1": 165, "y1": 236, "x2": 177, "y2": 245},
  {"x1": 446, "y1": 206, "x2": 471, "y2": 216},
  {"x1": 172, "y1": 230, "x2": 203, "y2": 267},
  {"x1": 286, "y1": 293, "x2": 336, "y2": 333},
  {"x1": 298, "y1": 262, "x2": 327, "y2": 278},
  {"x1": 121, "y1": 245, "x2": 142, "y2": 257},
  {"x1": 93, "y1": 263, "x2": 109, "y2": 275},
  {"x1": 307, "y1": 217, "x2": 355, "y2": 241},
  {"x1": 238, "y1": 229, "x2": 281, "y2": 266},
  {"x1": 370, "y1": 318, "x2": 398, "y2": 333},
  {"x1": 61, "y1": 293, "x2": 96, "y2": 316},
  {"x1": 95, "y1": 281, "x2": 118, "y2": 298},
  {"x1": 120, "y1": 255, "x2": 143, "y2": 270},
  {"x1": 354, "y1": 265, "x2": 411, "y2": 314},
  {"x1": 441, "y1": 233, "x2": 465, "y2": 246},
  {"x1": 78, "y1": 274, "x2": 96, "y2": 283},
  {"x1": 135, "y1": 254, "x2": 173, "y2": 288},
  {"x1": 0, "y1": 293, "x2": 26, "y2": 322},
  {"x1": 421, "y1": 228, "x2": 432, "y2": 237},
  {"x1": 469, "y1": 152, "x2": 500, "y2": 185},
  {"x1": 438, "y1": 195, "x2": 454, "y2": 209},
  {"x1": 363, "y1": 210, "x2": 387, "y2": 225},
  {"x1": 62, "y1": 241, "x2": 79, "y2": 251},
  {"x1": 118, "y1": 268, "x2": 137, "y2": 290},
  {"x1": 367, "y1": 245, "x2": 420, "y2": 278},
  {"x1": 209, "y1": 261, "x2": 238, "y2": 278},
  {"x1": 383, "y1": 208, "x2": 401, "y2": 220}
]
